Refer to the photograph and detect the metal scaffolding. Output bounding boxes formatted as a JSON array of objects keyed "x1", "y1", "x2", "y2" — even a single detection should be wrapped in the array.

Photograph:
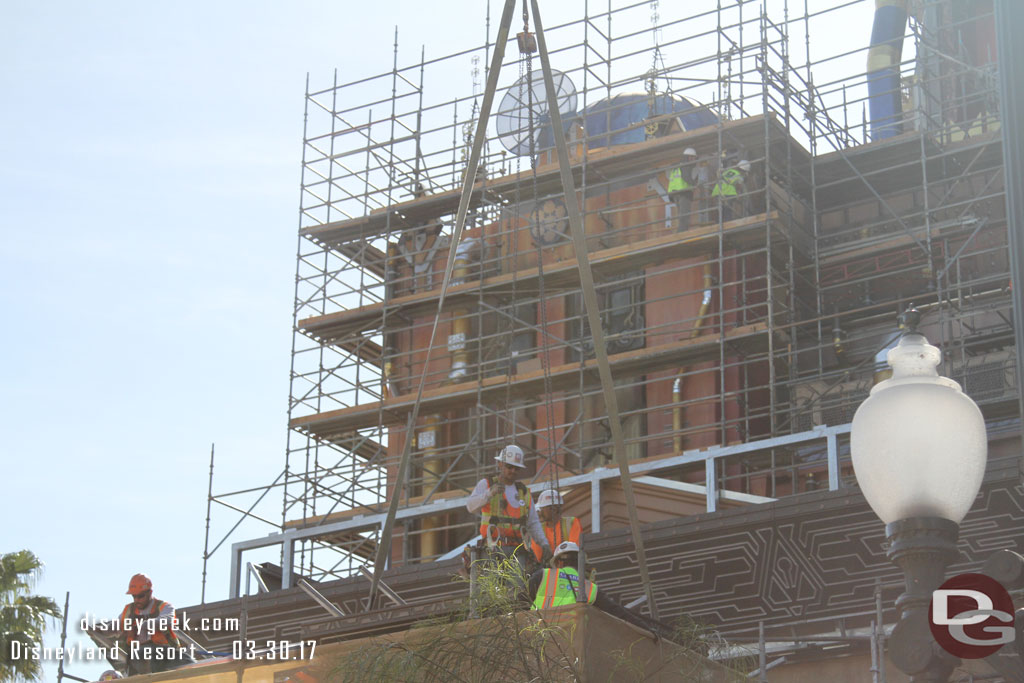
[{"x1": 202, "y1": 0, "x2": 1015, "y2": 623}]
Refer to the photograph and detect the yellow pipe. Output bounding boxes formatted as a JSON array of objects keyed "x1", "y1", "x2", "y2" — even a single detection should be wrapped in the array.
[
  {"x1": 448, "y1": 239, "x2": 477, "y2": 382},
  {"x1": 832, "y1": 319, "x2": 846, "y2": 365},
  {"x1": 420, "y1": 414, "x2": 442, "y2": 560},
  {"x1": 673, "y1": 262, "x2": 714, "y2": 453}
]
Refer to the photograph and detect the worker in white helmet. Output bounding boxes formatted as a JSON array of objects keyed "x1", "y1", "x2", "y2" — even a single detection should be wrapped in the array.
[
  {"x1": 530, "y1": 489, "x2": 582, "y2": 563},
  {"x1": 711, "y1": 156, "x2": 749, "y2": 222},
  {"x1": 466, "y1": 444, "x2": 552, "y2": 564},
  {"x1": 667, "y1": 147, "x2": 699, "y2": 230},
  {"x1": 525, "y1": 541, "x2": 676, "y2": 639}
]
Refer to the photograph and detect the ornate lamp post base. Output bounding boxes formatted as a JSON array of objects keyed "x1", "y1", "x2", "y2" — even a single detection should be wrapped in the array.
[{"x1": 885, "y1": 516, "x2": 962, "y2": 682}]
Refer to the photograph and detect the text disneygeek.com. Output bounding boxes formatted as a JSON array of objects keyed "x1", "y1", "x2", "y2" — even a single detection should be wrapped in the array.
[{"x1": 80, "y1": 613, "x2": 239, "y2": 633}]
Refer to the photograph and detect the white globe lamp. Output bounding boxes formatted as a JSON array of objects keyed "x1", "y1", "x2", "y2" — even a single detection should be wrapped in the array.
[{"x1": 849, "y1": 307, "x2": 988, "y2": 681}]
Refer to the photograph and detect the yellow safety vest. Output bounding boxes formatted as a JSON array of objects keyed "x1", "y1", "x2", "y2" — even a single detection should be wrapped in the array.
[
  {"x1": 711, "y1": 167, "x2": 742, "y2": 197},
  {"x1": 667, "y1": 167, "x2": 692, "y2": 193},
  {"x1": 532, "y1": 567, "x2": 597, "y2": 609}
]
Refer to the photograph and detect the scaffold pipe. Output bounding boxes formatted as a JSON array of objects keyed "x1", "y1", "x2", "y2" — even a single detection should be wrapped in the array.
[
  {"x1": 449, "y1": 237, "x2": 479, "y2": 381},
  {"x1": 673, "y1": 263, "x2": 714, "y2": 453},
  {"x1": 420, "y1": 414, "x2": 443, "y2": 560}
]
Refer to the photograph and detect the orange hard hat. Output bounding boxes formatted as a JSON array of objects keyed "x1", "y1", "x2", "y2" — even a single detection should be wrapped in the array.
[{"x1": 126, "y1": 574, "x2": 152, "y2": 595}]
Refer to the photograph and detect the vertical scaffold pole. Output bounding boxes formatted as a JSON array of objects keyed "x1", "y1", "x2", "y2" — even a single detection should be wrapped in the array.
[
  {"x1": 995, "y1": 0, "x2": 1024, "y2": 432},
  {"x1": 56, "y1": 591, "x2": 69, "y2": 683},
  {"x1": 201, "y1": 443, "x2": 214, "y2": 604}
]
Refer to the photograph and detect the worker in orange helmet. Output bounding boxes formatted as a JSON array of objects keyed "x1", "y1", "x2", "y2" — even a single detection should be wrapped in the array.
[
  {"x1": 115, "y1": 574, "x2": 191, "y2": 675},
  {"x1": 530, "y1": 489, "x2": 582, "y2": 564}
]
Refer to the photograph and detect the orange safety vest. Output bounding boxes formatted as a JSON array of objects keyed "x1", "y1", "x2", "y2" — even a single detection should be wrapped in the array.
[
  {"x1": 531, "y1": 516, "x2": 582, "y2": 562},
  {"x1": 479, "y1": 480, "x2": 532, "y2": 546},
  {"x1": 118, "y1": 599, "x2": 181, "y2": 647}
]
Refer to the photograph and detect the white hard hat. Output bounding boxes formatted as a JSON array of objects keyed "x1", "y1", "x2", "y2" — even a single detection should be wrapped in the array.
[
  {"x1": 494, "y1": 444, "x2": 526, "y2": 468},
  {"x1": 536, "y1": 490, "x2": 564, "y2": 508},
  {"x1": 738, "y1": 159, "x2": 751, "y2": 172},
  {"x1": 683, "y1": 147, "x2": 697, "y2": 157},
  {"x1": 553, "y1": 541, "x2": 579, "y2": 560},
  {"x1": 99, "y1": 672, "x2": 124, "y2": 681}
]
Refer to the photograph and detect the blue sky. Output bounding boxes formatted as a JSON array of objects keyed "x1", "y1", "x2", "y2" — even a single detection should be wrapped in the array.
[
  {"x1": 1, "y1": 1, "x2": 875, "y2": 680},
  {"x1": 0, "y1": 2, "x2": 479, "y2": 679}
]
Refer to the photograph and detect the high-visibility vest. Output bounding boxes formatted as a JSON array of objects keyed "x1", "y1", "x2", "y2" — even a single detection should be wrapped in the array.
[
  {"x1": 667, "y1": 167, "x2": 692, "y2": 193},
  {"x1": 531, "y1": 516, "x2": 582, "y2": 562},
  {"x1": 711, "y1": 167, "x2": 743, "y2": 197},
  {"x1": 479, "y1": 481, "x2": 532, "y2": 545},
  {"x1": 118, "y1": 600, "x2": 181, "y2": 647},
  {"x1": 532, "y1": 567, "x2": 597, "y2": 609}
]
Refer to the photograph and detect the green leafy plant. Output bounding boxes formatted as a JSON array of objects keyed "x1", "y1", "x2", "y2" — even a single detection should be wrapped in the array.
[
  {"x1": 329, "y1": 550, "x2": 580, "y2": 682},
  {"x1": 328, "y1": 550, "x2": 752, "y2": 682},
  {"x1": 0, "y1": 551, "x2": 62, "y2": 682}
]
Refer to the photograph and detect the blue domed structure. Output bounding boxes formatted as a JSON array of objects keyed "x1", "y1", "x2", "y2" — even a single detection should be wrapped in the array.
[
  {"x1": 580, "y1": 92, "x2": 718, "y2": 149},
  {"x1": 528, "y1": 92, "x2": 718, "y2": 158}
]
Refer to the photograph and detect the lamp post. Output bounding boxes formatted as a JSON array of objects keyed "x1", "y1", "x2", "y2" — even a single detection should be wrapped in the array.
[{"x1": 851, "y1": 307, "x2": 988, "y2": 682}]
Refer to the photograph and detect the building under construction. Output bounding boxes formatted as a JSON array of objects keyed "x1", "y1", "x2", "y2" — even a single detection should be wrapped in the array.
[{"x1": 166, "y1": 0, "x2": 1023, "y2": 680}]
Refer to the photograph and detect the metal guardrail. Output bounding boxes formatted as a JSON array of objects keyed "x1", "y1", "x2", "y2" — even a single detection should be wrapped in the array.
[{"x1": 229, "y1": 423, "x2": 851, "y2": 597}]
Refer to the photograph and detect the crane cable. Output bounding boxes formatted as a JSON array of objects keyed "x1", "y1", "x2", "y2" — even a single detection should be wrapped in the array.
[
  {"x1": 368, "y1": 0, "x2": 520, "y2": 608},
  {"x1": 530, "y1": 0, "x2": 660, "y2": 620},
  {"x1": 522, "y1": 0, "x2": 561, "y2": 501}
]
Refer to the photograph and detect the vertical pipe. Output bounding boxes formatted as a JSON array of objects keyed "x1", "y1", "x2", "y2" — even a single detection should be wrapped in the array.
[
  {"x1": 229, "y1": 543, "x2": 241, "y2": 599},
  {"x1": 239, "y1": 594, "x2": 248, "y2": 644},
  {"x1": 870, "y1": 620, "x2": 880, "y2": 683},
  {"x1": 673, "y1": 263, "x2": 714, "y2": 453},
  {"x1": 994, "y1": 0, "x2": 1024, "y2": 433},
  {"x1": 758, "y1": 620, "x2": 767, "y2": 683},
  {"x1": 283, "y1": 73, "x2": 313, "y2": 574},
  {"x1": 56, "y1": 592, "x2": 69, "y2": 683},
  {"x1": 706, "y1": 455, "x2": 718, "y2": 513},
  {"x1": 469, "y1": 545, "x2": 479, "y2": 618},
  {"x1": 281, "y1": 534, "x2": 294, "y2": 590},
  {"x1": 866, "y1": 0, "x2": 908, "y2": 140},
  {"x1": 202, "y1": 443, "x2": 214, "y2": 603},
  {"x1": 826, "y1": 431, "x2": 839, "y2": 491},
  {"x1": 762, "y1": 9, "x2": 777, "y2": 441},
  {"x1": 672, "y1": 375, "x2": 684, "y2": 453},
  {"x1": 875, "y1": 578, "x2": 886, "y2": 682},
  {"x1": 449, "y1": 239, "x2": 479, "y2": 382},
  {"x1": 420, "y1": 414, "x2": 443, "y2": 560}
]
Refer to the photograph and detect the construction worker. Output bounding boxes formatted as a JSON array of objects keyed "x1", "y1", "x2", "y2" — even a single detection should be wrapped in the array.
[
  {"x1": 466, "y1": 444, "x2": 552, "y2": 566},
  {"x1": 666, "y1": 147, "x2": 698, "y2": 230},
  {"x1": 115, "y1": 574, "x2": 191, "y2": 675},
  {"x1": 529, "y1": 541, "x2": 596, "y2": 609},
  {"x1": 525, "y1": 542, "x2": 675, "y2": 639},
  {"x1": 711, "y1": 158, "x2": 749, "y2": 222},
  {"x1": 530, "y1": 489, "x2": 582, "y2": 563},
  {"x1": 692, "y1": 153, "x2": 713, "y2": 223}
]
